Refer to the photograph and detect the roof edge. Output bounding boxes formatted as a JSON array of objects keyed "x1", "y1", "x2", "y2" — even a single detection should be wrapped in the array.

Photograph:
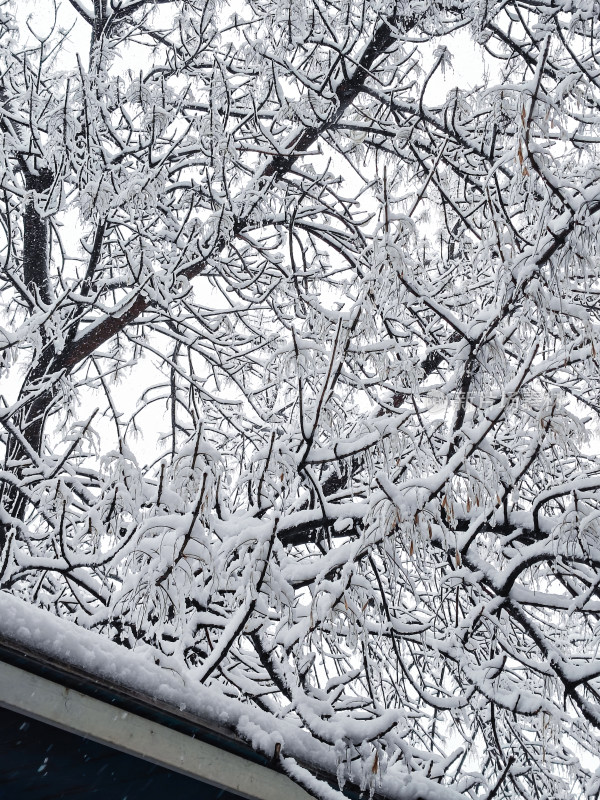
[{"x1": 0, "y1": 656, "x2": 312, "y2": 800}]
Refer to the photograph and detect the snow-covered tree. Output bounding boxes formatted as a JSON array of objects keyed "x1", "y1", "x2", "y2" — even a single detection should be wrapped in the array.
[{"x1": 2, "y1": 0, "x2": 600, "y2": 796}]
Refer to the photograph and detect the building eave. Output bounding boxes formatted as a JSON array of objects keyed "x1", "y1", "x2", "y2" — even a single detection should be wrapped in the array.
[{"x1": 0, "y1": 654, "x2": 309, "y2": 800}]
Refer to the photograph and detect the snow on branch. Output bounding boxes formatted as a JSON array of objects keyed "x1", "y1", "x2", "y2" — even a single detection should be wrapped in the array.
[{"x1": 1, "y1": 1, "x2": 600, "y2": 797}]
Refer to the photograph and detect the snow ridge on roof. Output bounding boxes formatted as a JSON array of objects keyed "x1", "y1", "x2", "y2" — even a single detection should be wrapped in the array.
[{"x1": 0, "y1": 592, "x2": 462, "y2": 800}]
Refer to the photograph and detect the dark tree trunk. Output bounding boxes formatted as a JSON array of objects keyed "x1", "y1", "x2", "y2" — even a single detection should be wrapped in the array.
[
  {"x1": 0, "y1": 168, "x2": 56, "y2": 558},
  {"x1": 23, "y1": 169, "x2": 54, "y2": 306}
]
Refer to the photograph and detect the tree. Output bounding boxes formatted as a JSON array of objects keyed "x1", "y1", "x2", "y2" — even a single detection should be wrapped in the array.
[{"x1": 2, "y1": 0, "x2": 600, "y2": 796}]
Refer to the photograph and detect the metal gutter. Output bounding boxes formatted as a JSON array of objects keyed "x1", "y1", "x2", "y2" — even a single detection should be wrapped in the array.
[
  {"x1": 0, "y1": 655, "x2": 311, "y2": 800},
  {"x1": 0, "y1": 631, "x2": 378, "y2": 800},
  {"x1": 0, "y1": 635, "x2": 266, "y2": 768}
]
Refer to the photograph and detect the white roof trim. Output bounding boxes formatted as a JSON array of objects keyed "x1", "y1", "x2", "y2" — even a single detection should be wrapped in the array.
[{"x1": 0, "y1": 659, "x2": 311, "y2": 800}]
